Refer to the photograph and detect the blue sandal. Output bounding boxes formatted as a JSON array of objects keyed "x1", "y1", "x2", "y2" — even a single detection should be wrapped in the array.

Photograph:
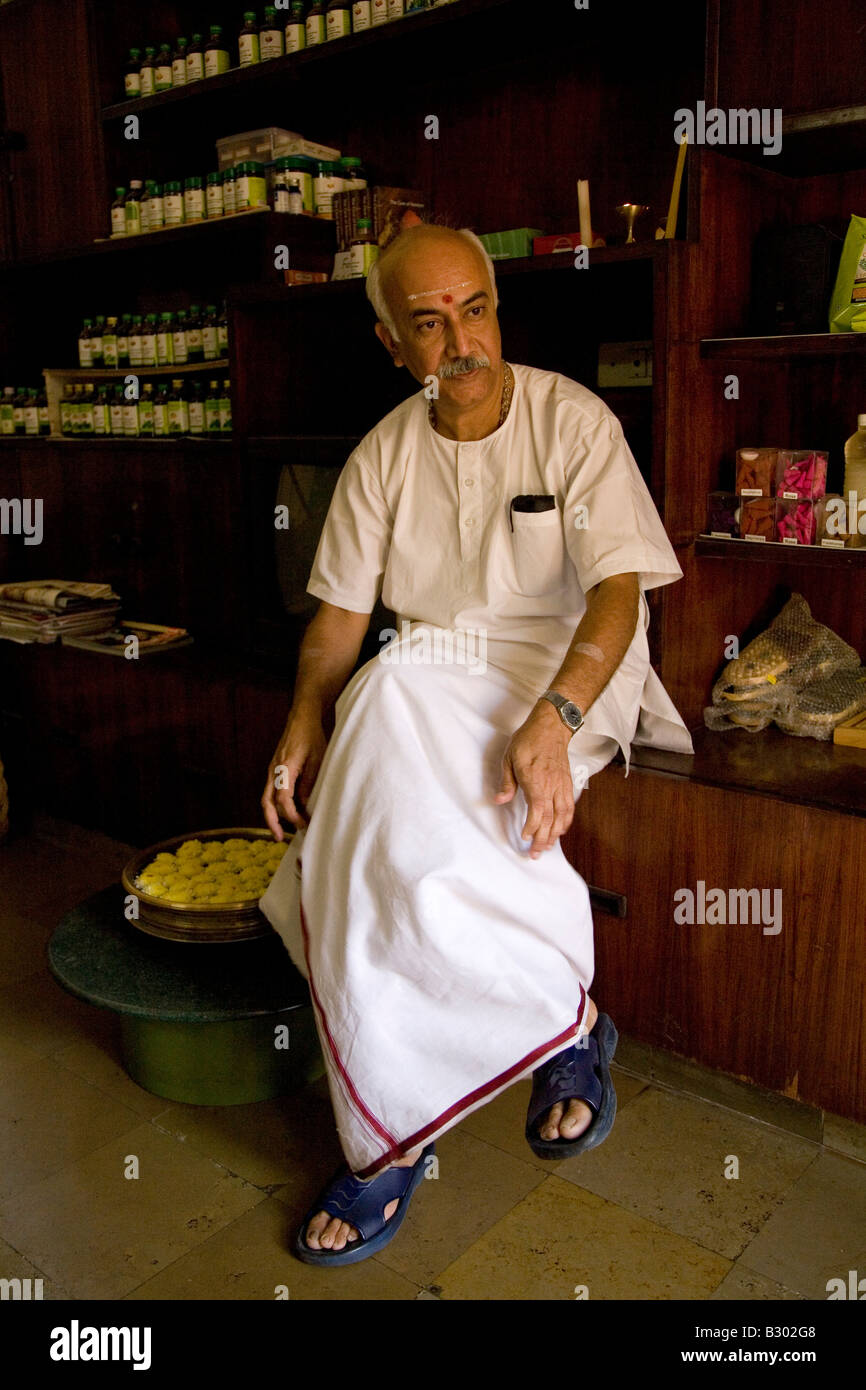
[
  {"x1": 293, "y1": 1142, "x2": 435, "y2": 1266},
  {"x1": 525, "y1": 1014, "x2": 618, "y2": 1159}
]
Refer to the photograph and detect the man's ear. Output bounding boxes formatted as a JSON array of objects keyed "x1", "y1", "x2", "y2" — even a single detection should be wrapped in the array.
[{"x1": 374, "y1": 321, "x2": 405, "y2": 368}]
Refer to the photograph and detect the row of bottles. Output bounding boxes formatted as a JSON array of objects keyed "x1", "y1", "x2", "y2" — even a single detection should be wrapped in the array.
[
  {"x1": 121, "y1": 1, "x2": 445, "y2": 96},
  {"x1": 78, "y1": 307, "x2": 228, "y2": 368},
  {"x1": 60, "y1": 381, "x2": 232, "y2": 437},
  {"x1": 0, "y1": 386, "x2": 50, "y2": 436}
]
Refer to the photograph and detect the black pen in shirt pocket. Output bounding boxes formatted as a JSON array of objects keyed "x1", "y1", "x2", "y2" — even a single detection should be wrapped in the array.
[{"x1": 509, "y1": 494, "x2": 556, "y2": 530}]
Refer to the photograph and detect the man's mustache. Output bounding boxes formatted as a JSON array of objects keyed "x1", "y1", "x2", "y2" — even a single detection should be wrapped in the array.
[{"x1": 437, "y1": 356, "x2": 491, "y2": 379}]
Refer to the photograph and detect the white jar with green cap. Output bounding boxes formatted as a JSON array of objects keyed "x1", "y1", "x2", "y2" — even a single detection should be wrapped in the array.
[
  {"x1": 314, "y1": 160, "x2": 345, "y2": 218},
  {"x1": 236, "y1": 161, "x2": 268, "y2": 211}
]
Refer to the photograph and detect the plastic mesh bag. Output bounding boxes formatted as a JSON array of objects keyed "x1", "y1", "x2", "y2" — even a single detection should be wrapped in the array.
[
  {"x1": 703, "y1": 592, "x2": 861, "y2": 734},
  {"x1": 775, "y1": 666, "x2": 866, "y2": 739}
]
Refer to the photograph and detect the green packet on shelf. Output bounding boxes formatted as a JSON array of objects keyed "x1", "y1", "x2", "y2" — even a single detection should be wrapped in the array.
[{"x1": 829, "y1": 213, "x2": 866, "y2": 332}]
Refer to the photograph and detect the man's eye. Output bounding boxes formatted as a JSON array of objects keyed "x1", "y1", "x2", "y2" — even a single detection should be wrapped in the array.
[
  {"x1": 419, "y1": 320, "x2": 440, "y2": 333},
  {"x1": 468, "y1": 305, "x2": 484, "y2": 317}
]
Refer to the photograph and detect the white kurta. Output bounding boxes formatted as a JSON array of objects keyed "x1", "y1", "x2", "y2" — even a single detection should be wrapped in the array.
[{"x1": 260, "y1": 363, "x2": 693, "y2": 1175}]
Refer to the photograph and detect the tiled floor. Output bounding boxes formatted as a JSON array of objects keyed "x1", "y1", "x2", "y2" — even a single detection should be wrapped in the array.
[{"x1": 2, "y1": 816, "x2": 864, "y2": 1301}]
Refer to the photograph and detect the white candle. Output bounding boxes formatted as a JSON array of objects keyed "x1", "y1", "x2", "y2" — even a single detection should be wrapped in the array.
[{"x1": 577, "y1": 179, "x2": 592, "y2": 248}]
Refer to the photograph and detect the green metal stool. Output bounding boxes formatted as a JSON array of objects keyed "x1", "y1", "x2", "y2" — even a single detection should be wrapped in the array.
[{"x1": 48, "y1": 884, "x2": 324, "y2": 1105}]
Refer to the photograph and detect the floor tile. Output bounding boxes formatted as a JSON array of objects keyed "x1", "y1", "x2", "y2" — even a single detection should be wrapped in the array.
[
  {"x1": 736, "y1": 1151, "x2": 866, "y2": 1299},
  {"x1": 155, "y1": 1081, "x2": 344, "y2": 1190},
  {"x1": 0, "y1": 965, "x2": 117, "y2": 1060},
  {"x1": 0, "y1": 1122, "x2": 265, "y2": 1299},
  {"x1": 126, "y1": 1197, "x2": 420, "y2": 1301},
  {"x1": 0, "y1": 1236, "x2": 73, "y2": 1300},
  {"x1": 552, "y1": 1088, "x2": 818, "y2": 1260},
  {"x1": 457, "y1": 1066, "x2": 647, "y2": 1170},
  {"x1": 371, "y1": 1127, "x2": 546, "y2": 1286},
  {"x1": 50, "y1": 1036, "x2": 174, "y2": 1121},
  {"x1": 0, "y1": 1046, "x2": 144, "y2": 1202},
  {"x1": 823, "y1": 1111, "x2": 866, "y2": 1166},
  {"x1": 433, "y1": 1177, "x2": 730, "y2": 1300},
  {"x1": 0, "y1": 906, "x2": 59, "y2": 986},
  {"x1": 710, "y1": 1264, "x2": 809, "y2": 1300}
]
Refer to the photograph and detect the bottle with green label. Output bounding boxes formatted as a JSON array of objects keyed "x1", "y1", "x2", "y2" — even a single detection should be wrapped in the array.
[
  {"x1": 140, "y1": 46, "x2": 156, "y2": 97},
  {"x1": 205, "y1": 25, "x2": 230, "y2": 77},
  {"x1": 0, "y1": 385, "x2": 15, "y2": 434},
  {"x1": 184, "y1": 175, "x2": 206, "y2": 222},
  {"x1": 37, "y1": 384, "x2": 50, "y2": 435},
  {"x1": 273, "y1": 166, "x2": 291, "y2": 212},
  {"x1": 168, "y1": 378, "x2": 189, "y2": 435},
  {"x1": 78, "y1": 318, "x2": 94, "y2": 368},
  {"x1": 260, "y1": 6, "x2": 285, "y2": 58},
  {"x1": 239, "y1": 11, "x2": 260, "y2": 65},
  {"x1": 125, "y1": 181, "x2": 143, "y2": 235},
  {"x1": 172, "y1": 37, "x2": 189, "y2": 85},
  {"x1": 125, "y1": 48, "x2": 143, "y2": 97},
  {"x1": 149, "y1": 181, "x2": 165, "y2": 231},
  {"x1": 164, "y1": 180, "x2": 184, "y2": 226},
  {"x1": 139, "y1": 383, "x2": 155, "y2": 436},
  {"x1": 186, "y1": 33, "x2": 205, "y2": 81},
  {"x1": 186, "y1": 305, "x2": 204, "y2": 362},
  {"x1": 157, "y1": 312, "x2": 175, "y2": 366},
  {"x1": 349, "y1": 216, "x2": 378, "y2": 276},
  {"x1": 93, "y1": 386, "x2": 111, "y2": 435},
  {"x1": 118, "y1": 314, "x2": 132, "y2": 365},
  {"x1": 285, "y1": 0, "x2": 307, "y2": 51},
  {"x1": 110, "y1": 187, "x2": 127, "y2": 237},
  {"x1": 202, "y1": 305, "x2": 219, "y2": 360},
  {"x1": 352, "y1": 0, "x2": 372, "y2": 29},
  {"x1": 206, "y1": 171, "x2": 224, "y2": 219},
  {"x1": 122, "y1": 381, "x2": 140, "y2": 436},
  {"x1": 141, "y1": 313, "x2": 159, "y2": 366},
  {"x1": 153, "y1": 383, "x2": 169, "y2": 436},
  {"x1": 221, "y1": 166, "x2": 237, "y2": 215},
  {"x1": 219, "y1": 380, "x2": 232, "y2": 432},
  {"x1": 188, "y1": 380, "x2": 205, "y2": 434},
  {"x1": 327, "y1": 0, "x2": 352, "y2": 40},
  {"x1": 205, "y1": 380, "x2": 221, "y2": 432},
  {"x1": 155, "y1": 42, "x2": 173, "y2": 90},
  {"x1": 306, "y1": 0, "x2": 327, "y2": 44},
  {"x1": 91, "y1": 316, "x2": 105, "y2": 367},
  {"x1": 235, "y1": 161, "x2": 268, "y2": 210},
  {"x1": 172, "y1": 309, "x2": 189, "y2": 364},
  {"x1": 109, "y1": 384, "x2": 125, "y2": 435},
  {"x1": 13, "y1": 385, "x2": 27, "y2": 434},
  {"x1": 23, "y1": 388, "x2": 39, "y2": 436},
  {"x1": 140, "y1": 182, "x2": 152, "y2": 232},
  {"x1": 58, "y1": 384, "x2": 73, "y2": 436},
  {"x1": 103, "y1": 316, "x2": 119, "y2": 368},
  {"x1": 69, "y1": 385, "x2": 82, "y2": 435},
  {"x1": 217, "y1": 304, "x2": 229, "y2": 355},
  {"x1": 81, "y1": 384, "x2": 95, "y2": 435},
  {"x1": 128, "y1": 315, "x2": 143, "y2": 366}
]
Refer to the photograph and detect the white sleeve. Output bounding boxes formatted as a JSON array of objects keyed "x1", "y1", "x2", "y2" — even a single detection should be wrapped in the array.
[{"x1": 306, "y1": 447, "x2": 393, "y2": 614}]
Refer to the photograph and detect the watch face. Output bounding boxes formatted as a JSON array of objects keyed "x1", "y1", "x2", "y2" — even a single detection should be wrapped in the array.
[{"x1": 561, "y1": 701, "x2": 583, "y2": 730}]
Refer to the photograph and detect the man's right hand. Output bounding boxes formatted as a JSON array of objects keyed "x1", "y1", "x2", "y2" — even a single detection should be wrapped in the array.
[{"x1": 261, "y1": 702, "x2": 328, "y2": 839}]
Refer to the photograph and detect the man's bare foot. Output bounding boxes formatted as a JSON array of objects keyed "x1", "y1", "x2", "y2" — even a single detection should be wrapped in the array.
[
  {"x1": 304, "y1": 1146, "x2": 424, "y2": 1252},
  {"x1": 538, "y1": 996, "x2": 599, "y2": 1142}
]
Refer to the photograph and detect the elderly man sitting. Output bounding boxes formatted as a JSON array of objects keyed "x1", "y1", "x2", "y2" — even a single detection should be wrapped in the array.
[{"x1": 260, "y1": 222, "x2": 692, "y2": 1266}]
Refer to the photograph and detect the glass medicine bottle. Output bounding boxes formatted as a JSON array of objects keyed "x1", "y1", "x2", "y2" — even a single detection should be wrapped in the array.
[
  {"x1": 172, "y1": 37, "x2": 189, "y2": 84},
  {"x1": 186, "y1": 33, "x2": 205, "y2": 81},
  {"x1": 306, "y1": 1, "x2": 327, "y2": 46},
  {"x1": 205, "y1": 25, "x2": 230, "y2": 77},
  {"x1": 285, "y1": 1, "x2": 307, "y2": 51},
  {"x1": 139, "y1": 47, "x2": 156, "y2": 97},
  {"x1": 327, "y1": 0, "x2": 352, "y2": 39},
  {"x1": 239, "y1": 12, "x2": 260, "y2": 65},
  {"x1": 124, "y1": 49, "x2": 142, "y2": 97}
]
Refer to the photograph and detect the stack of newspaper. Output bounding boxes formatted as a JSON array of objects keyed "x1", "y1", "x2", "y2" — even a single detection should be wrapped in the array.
[{"x1": 0, "y1": 580, "x2": 121, "y2": 644}]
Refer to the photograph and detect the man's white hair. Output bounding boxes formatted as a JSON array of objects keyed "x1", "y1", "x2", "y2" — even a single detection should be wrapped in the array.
[{"x1": 365, "y1": 226, "x2": 499, "y2": 342}]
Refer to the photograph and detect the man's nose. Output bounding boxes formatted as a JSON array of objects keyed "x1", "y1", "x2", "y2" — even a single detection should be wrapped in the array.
[{"x1": 444, "y1": 314, "x2": 474, "y2": 358}]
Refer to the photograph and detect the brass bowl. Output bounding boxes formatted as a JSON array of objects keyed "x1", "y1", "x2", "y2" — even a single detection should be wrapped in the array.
[{"x1": 121, "y1": 826, "x2": 293, "y2": 943}]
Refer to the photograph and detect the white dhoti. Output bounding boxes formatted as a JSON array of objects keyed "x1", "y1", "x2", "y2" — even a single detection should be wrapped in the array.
[{"x1": 259, "y1": 632, "x2": 617, "y2": 1177}]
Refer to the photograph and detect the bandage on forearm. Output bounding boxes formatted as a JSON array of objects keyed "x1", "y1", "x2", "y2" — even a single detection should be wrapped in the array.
[{"x1": 574, "y1": 642, "x2": 605, "y2": 663}]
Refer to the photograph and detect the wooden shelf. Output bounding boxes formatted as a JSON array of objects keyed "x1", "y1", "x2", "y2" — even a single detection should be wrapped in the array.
[
  {"x1": 695, "y1": 535, "x2": 866, "y2": 567},
  {"x1": 710, "y1": 105, "x2": 866, "y2": 177},
  {"x1": 0, "y1": 210, "x2": 334, "y2": 273},
  {"x1": 625, "y1": 724, "x2": 866, "y2": 820},
  {"x1": 701, "y1": 333, "x2": 865, "y2": 360},
  {"x1": 43, "y1": 360, "x2": 229, "y2": 379}
]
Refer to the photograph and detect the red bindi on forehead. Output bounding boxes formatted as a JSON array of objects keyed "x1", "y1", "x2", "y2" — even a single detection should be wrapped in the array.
[{"x1": 441, "y1": 294, "x2": 453, "y2": 303}]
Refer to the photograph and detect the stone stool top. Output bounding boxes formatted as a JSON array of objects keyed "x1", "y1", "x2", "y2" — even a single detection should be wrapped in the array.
[{"x1": 48, "y1": 884, "x2": 309, "y2": 1024}]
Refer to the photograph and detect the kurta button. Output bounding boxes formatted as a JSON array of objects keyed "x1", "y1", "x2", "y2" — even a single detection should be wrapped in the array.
[{"x1": 464, "y1": 478, "x2": 475, "y2": 487}]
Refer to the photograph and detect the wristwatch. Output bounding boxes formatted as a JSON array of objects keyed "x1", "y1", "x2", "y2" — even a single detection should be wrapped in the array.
[{"x1": 539, "y1": 689, "x2": 584, "y2": 732}]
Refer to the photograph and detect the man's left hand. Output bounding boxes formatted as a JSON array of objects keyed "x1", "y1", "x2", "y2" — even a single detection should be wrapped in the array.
[{"x1": 494, "y1": 702, "x2": 575, "y2": 859}]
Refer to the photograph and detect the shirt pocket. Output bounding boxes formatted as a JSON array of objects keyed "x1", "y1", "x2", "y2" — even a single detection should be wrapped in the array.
[{"x1": 510, "y1": 506, "x2": 569, "y2": 597}]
